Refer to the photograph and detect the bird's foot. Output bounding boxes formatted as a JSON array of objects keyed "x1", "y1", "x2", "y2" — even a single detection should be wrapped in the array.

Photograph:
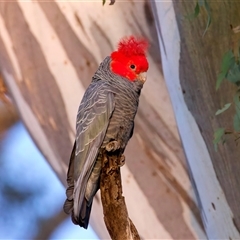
[
  {"x1": 118, "y1": 154, "x2": 125, "y2": 167},
  {"x1": 106, "y1": 140, "x2": 120, "y2": 152}
]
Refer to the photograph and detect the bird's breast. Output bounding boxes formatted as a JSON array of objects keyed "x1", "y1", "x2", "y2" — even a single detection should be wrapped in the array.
[{"x1": 102, "y1": 87, "x2": 139, "y2": 150}]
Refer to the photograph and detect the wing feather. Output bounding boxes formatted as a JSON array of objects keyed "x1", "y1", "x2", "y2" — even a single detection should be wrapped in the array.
[{"x1": 73, "y1": 81, "x2": 115, "y2": 221}]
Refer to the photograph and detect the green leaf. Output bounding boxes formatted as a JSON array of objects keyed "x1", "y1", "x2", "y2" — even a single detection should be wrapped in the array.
[
  {"x1": 102, "y1": 0, "x2": 106, "y2": 5},
  {"x1": 216, "y1": 51, "x2": 236, "y2": 89},
  {"x1": 185, "y1": 2, "x2": 200, "y2": 20},
  {"x1": 216, "y1": 72, "x2": 226, "y2": 90},
  {"x1": 213, "y1": 128, "x2": 225, "y2": 151},
  {"x1": 194, "y1": 2, "x2": 200, "y2": 17},
  {"x1": 221, "y1": 50, "x2": 235, "y2": 75},
  {"x1": 215, "y1": 103, "x2": 232, "y2": 115},
  {"x1": 202, "y1": 0, "x2": 211, "y2": 36},
  {"x1": 186, "y1": 0, "x2": 211, "y2": 35},
  {"x1": 226, "y1": 62, "x2": 240, "y2": 85}
]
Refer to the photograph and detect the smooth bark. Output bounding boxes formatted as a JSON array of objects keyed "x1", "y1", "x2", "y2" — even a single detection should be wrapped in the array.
[{"x1": 153, "y1": 0, "x2": 240, "y2": 238}]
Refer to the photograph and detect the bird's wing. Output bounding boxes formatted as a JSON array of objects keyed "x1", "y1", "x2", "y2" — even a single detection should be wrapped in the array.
[
  {"x1": 73, "y1": 81, "x2": 115, "y2": 219},
  {"x1": 63, "y1": 141, "x2": 76, "y2": 216}
]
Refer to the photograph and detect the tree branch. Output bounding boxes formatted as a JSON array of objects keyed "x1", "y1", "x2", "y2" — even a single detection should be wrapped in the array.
[{"x1": 100, "y1": 152, "x2": 140, "y2": 240}]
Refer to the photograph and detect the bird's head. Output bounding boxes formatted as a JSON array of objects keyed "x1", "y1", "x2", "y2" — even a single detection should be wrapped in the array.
[{"x1": 110, "y1": 36, "x2": 149, "y2": 83}]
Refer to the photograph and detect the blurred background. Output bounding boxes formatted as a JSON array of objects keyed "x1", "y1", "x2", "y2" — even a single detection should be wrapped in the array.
[
  {"x1": 0, "y1": 1, "x2": 206, "y2": 239},
  {"x1": 0, "y1": 102, "x2": 99, "y2": 239}
]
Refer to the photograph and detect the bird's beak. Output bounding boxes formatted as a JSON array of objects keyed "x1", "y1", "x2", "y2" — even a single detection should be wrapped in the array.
[{"x1": 137, "y1": 72, "x2": 147, "y2": 84}]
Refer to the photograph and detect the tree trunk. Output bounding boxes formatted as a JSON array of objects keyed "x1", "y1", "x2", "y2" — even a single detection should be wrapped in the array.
[
  {"x1": 0, "y1": 1, "x2": 205, "y2": 238},
  {"x1": 153, "y1": 0, "x2": 240, "y2": 238}
]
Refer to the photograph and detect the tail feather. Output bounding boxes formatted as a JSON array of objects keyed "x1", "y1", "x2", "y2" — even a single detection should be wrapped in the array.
[
  {"x1": 64, "y1": 194, "x2": 93, "y2": 228},
  {"x1": 63, "y1": 196, "x2": 73, "y2": 214},
  {"x1": 78, "y1": 198, "x2": 93, "y2": 229},
  {"x1": 63, "y1": 141, "x2": 79, "y2": 225},
  {"x1": 63, "y1": 141, "x2": 95, "y2": 229}
]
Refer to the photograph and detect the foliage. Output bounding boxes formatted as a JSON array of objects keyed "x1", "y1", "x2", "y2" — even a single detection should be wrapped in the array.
[
  {"x1": 102, "y1": 0, "x2": 115, "y2": 5},
  {"x1": 216, "y1": 51, "x2": 236, "y2": 90},
  {"x1": 187, "y1": 0, "x2": 211, "y2": 36},
  {"x1": 188, "y1": 1, "x2": 240, "y2": 150},
  {"x1": 215, "y1": 103, "x2": 232, "y2": 115},
  {"x1": 214, "y1": 48, "x2": 240, "y2": 150},
  {"x1": 213, "y1": 128, "x2": 225, "y2": 151}
]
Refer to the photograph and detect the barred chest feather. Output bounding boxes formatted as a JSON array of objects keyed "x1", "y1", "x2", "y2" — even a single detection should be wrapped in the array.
[{"x1": 95, "y1": 57, "x2": 143, "y2": 151}]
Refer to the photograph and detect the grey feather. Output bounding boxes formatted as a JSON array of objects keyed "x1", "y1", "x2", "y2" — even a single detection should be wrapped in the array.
[{"x1": 64, "y1": 80, "x2": 115, "y2": 228}]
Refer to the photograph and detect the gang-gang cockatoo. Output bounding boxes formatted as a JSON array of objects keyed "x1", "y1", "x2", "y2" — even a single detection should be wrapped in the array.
[{"x1": 63, "y1": 36, "x2": 149, "y2": 229}]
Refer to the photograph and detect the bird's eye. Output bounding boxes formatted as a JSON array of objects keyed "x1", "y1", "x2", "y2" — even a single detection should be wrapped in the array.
[{"x1": 130, "y1": 64, "x2": 136, "y2": 70}]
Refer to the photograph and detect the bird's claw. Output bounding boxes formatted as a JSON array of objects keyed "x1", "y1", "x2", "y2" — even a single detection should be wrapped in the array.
[
  {"x1": 118, "y1": 154, "x2": 125, "y2": 167},
  {"x1": 106, "y1": 140, "x2": 120, "y2": 152}
]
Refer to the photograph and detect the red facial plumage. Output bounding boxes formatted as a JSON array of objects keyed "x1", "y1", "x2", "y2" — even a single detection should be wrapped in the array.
[
  {"x1": 110, "y1": 36, "x2": 149, "y2": 81},
  {"x1": 117, "y1": 36, "x2": 148, "y2": 57}
]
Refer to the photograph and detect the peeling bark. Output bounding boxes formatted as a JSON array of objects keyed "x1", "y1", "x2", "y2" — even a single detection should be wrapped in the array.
[
  {"x1": 100, "y1": 152, "x2": 140, "y2": 240},
  {"x1": 153, "y1": 0, "x2": 240, "y2": 238}
]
